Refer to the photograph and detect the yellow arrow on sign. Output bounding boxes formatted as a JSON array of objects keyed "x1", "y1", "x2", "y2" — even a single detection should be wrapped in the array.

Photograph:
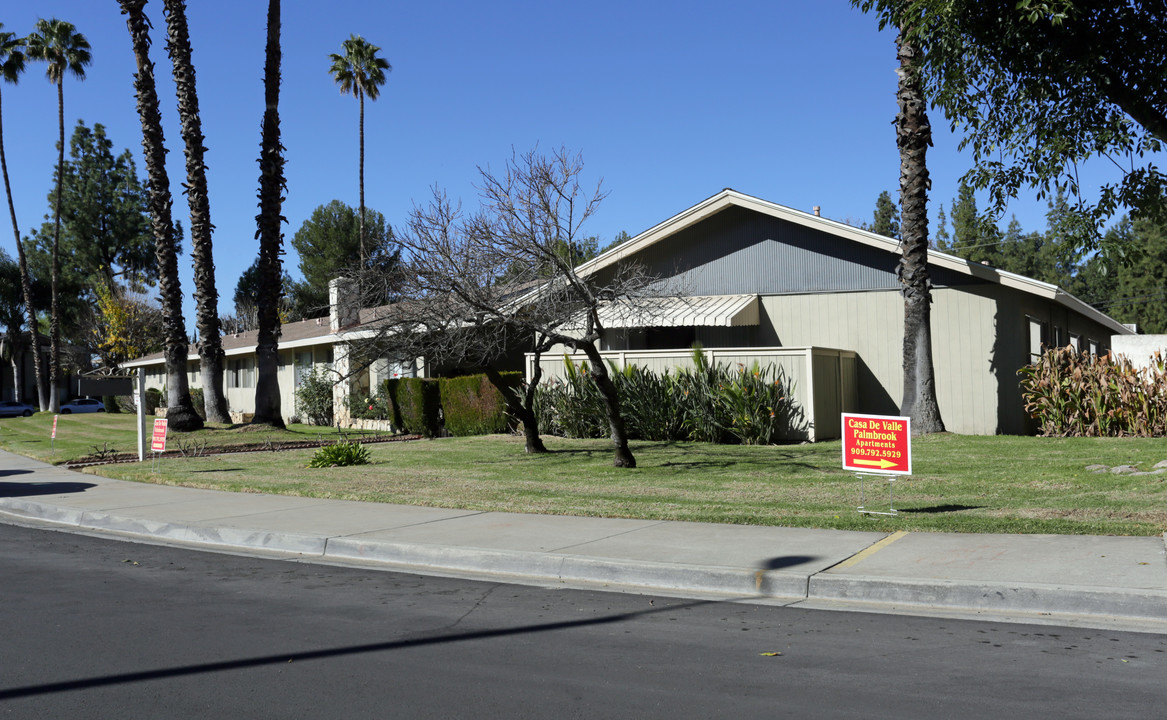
[{"x1": 852, "y1": 458, "x2": 898, "y2": 470}]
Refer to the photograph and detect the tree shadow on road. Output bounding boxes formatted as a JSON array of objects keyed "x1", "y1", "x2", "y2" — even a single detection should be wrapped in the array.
[{"x1": 0, "y1": 480, "x2": 95, "y2": 497}]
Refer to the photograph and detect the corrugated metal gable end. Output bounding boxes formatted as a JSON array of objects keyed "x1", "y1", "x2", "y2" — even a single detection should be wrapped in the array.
[{"x1": 578, "y1": 189, "x2": 1131, "y2": 336}]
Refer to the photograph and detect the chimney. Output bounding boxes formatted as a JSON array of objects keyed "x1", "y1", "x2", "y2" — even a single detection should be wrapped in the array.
[
  {"x1": 812, "y1": 206, "x2": 821, "y2": 217},
  {"x1": 329, "y1": 277, "x2": 359, "y2": 332}
]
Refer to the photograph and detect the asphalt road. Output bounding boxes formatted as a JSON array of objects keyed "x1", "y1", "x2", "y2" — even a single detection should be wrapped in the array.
[{"x1": 1, "y1": 520, "x2": 1164, "y2": 719}]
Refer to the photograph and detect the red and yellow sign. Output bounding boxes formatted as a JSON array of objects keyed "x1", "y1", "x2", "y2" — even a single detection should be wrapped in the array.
[
  {"x1": 842, "y1": 413, "x2": 911, "y2": 475},
  {"x1": 151, "y1": 418, "x2": 169, "y2": 453}
]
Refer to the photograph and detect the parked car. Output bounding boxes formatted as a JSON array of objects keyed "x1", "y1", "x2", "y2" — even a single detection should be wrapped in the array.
[
  {"x1": 0, "y1": 400, "x2": 36, "y2": 417},
  {"x1": 59, "y1": 398, "x2": 106, "y2": 414}
]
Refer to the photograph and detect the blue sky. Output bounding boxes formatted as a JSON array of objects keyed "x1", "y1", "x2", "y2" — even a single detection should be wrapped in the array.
[{"x1": 0, "y1": 1, "x2": 1141, "y2": 322}]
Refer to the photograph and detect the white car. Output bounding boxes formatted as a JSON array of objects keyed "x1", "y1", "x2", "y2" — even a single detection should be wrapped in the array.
[{"x1": 59, "y1": 398, "x2": 106, "y2": 414}]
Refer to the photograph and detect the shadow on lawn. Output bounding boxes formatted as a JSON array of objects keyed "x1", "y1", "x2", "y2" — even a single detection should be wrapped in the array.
[{"x1": 899, "y1": 504, "x2": 984, "y2": 514}]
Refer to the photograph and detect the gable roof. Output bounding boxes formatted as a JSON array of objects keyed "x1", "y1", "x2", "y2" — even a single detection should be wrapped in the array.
[
  {"x1": 122, "y1": 314, "x2": 337, "y2": 368},
  {"x1": 579, "y1": 189, "x2": 1131, "y2": 336}
]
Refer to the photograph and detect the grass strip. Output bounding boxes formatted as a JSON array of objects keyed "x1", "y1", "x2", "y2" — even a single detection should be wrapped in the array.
[{"x1": 29, "y1": 419, "x2": 1162, "y2": 536}]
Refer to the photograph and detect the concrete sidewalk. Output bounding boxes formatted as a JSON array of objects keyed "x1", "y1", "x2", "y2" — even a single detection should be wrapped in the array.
[{"x1": 1, "y1": 449, "x2": 1165, "y2": 632}]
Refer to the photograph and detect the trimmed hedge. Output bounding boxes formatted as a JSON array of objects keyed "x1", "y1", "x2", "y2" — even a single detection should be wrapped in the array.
[
  {"x1": 386, "y1": 377, "x2": 442, "y2": 437},
  {"x1": 440, "y1": 372, "x2": 521, "y2": 436}
]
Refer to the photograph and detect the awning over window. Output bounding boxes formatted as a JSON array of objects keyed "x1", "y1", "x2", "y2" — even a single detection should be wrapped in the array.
[{"x1": 596, "y1": 294, "x2": 760, "y2": 329}]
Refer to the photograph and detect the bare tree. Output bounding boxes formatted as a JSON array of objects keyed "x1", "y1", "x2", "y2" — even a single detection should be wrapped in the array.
[{"x1": 356, "y1": 147, "x2": 658, "y2": 467}]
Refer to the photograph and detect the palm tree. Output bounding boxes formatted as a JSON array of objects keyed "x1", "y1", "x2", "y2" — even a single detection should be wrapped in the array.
[
  {"x1": 25, "y1": 18, "x2": 90, "y2": 414},
  {"x1": 251, "y1": 0, "x2": 285, "y2": 428},
  {"x1": 0, "y1": 26, "x2": 47, "y2": 410},
  {"x1": 328, "y1": 35, "x2": 390, "y2": 268},
  {"x1": 161, "y1": 0, "x2": 230, "y2": 423},
  {"x1": 894, "y1": 25, "x2": 945, "y2": 434},
  {"x1": 119, "y1": 0, "x2": 202, "y2": 430}
]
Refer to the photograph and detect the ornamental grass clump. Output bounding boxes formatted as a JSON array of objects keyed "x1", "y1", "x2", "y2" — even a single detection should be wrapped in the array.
[{"x1": 307, "y1": 440, "x2": 371, "y2": 468}]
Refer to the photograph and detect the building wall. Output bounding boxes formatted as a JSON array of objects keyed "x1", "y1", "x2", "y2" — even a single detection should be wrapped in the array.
[
  {"x1": 758, "y1": 284, "x2": 1116, "y2": 435},
  {"x1": 142, "y1": 344, "x2": 335, "y2": 423}
]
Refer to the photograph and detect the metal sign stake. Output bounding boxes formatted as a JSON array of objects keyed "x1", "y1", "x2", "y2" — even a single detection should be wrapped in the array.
[{"x1": 855, "y1": 472, "x2": 902, "y2": 516}]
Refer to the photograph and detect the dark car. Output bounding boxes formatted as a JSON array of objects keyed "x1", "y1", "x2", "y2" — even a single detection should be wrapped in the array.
[
  {"x1": 59, "y1": 398, "x2": 106, "y2": 414},
  {"x1": 0, "y1": 400, "x2": 36, "y2": 417}
]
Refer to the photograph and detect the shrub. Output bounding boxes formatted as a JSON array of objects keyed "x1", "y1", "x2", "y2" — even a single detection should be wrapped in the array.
[
  {"x1": 145, "y1": 388, "x2": 163, "y2": 415},
  {"x1": 1019, "y1": 347, "x2": 1167, "y2": 437},
  {"x1": 440, "y1": 372, "x2": 519, "y2": 436},
  {"x1": 188, "y1": 388, "x2": 206, "y2": 420},
  {"x1": 307, "y1": 440, "x2": 371, "y2": 467},
  {"x1": 295, "y1": 368, "x2": 335, "y2": 426},
  {"x1": 534, "y1": 348, "x2": 800, "y2": 445},
  {"x1": 349, "y1": 383, "x2": 391, "y2": 420},
  {"x1": 612, "y1": 364, "x2": 687, "y2": 441},
  {"x1": 389, "y1": 377, "x2": 441, "y2": 437}
]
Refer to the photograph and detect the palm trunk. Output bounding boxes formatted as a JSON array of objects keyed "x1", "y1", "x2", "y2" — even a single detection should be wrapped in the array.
[
  {"x1": 48, "y1": 80, "x2": 63, "y2": 413},
  {"x1": 358, "y1": 88, "x2": 365, "y2": 269},
  {"x1": 163, "y1": 0, "x2": 230, "y2": 423},
  {"x1": 121, "y1": 0, "x2": 202, "y2": 430},
  {"x1": 7, "y1": 333, "x2": 25, "y2": 403},
  {"x1": 0, "y1": 85, "x2": 47, "y2": 410},
  {"x1": 895, "y1": 27, "x2": 945, "y2": 434},
  {"x1": 251, "y1": 0, "x2": 285, "y2": 428}
]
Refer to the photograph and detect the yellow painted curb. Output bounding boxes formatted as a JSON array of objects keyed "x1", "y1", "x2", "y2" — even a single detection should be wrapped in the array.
[{"x1": 832, "y1": 530, "x2": 909, "y2": 570}]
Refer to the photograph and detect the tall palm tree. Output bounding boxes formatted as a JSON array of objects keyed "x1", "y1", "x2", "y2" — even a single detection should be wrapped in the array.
[
  {"x1": 894, "y1": 25, "x2": 944, "y2": 433},
  {"x1": 328, "y1": 35, "x2": 390, "y2": 268},
  {"x1": 162, "y1": 0, "x2": 230, "y2": 423},
  {"x1": 0, "y1": 26, "x2": 47, "y2": 410},
  {"x1": 25, "y1": 18, "x2": 90, "y2": 414},
  {"x1": 119, "y1": 0, "x2": 202, "y2": 430},
  {"x1": 251, "y1": 0, "x2": 285, "y2": 428}
]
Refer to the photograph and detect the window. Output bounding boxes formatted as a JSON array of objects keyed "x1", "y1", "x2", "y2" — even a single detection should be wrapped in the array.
[
  {"x1": 1069, "y1": 334, "x2": 1080, "y2": 352},
  {"x1": 1027, "y1": 317, "x2": 1049, "y2": 361},
  {"x1": 228, "y1": 358, "x2": 255, "y2": 388},
  {"x1": 1088, "y1": 339, "x2": 1099, "y2": 356}
]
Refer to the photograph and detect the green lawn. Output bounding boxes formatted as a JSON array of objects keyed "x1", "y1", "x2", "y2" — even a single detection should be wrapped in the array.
[
  {"x1": 27, "y1": 414, "x2": 1163, "y2": 536},
  {"x1": 0, "y1": 410, "x2": 356, "y2": 464}
]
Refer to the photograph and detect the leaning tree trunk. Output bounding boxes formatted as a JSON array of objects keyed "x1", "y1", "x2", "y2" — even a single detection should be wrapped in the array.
[
  {"x1": 251, "y1": 0, "x2": 285, "y2": 428},
  {"x1": 483, "y1": 364, "x2": 546, "y2": 454},
  {"x1": 895, "y1": 26, "x2": 945, "y2": 435},
  {"x1": 120, "y1": 0, "x2": 203, "y2": 431},
  {"x1": 0, "y1": 84, "x2": 47, "y2": 410},
  {"x1": 163, "y1": 0, "x2": 230, "y2": 423},
  {"x1": 577, "y1": 341, "x2": 636, "y2": 468},
  {"x1": 48, "y1": 79, "x2": 64, "y2": 413}
]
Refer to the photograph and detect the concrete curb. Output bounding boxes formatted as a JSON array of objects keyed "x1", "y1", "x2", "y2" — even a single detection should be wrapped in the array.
[
  {"x1": 5, "y1": 492, "x2": 1167, "y2": 631},
  {"x1": 323, "y1": 536, "x2": 811, "y2": 599},
  {"x1": 810, "y1": 574, "x2": 1167, "y2": 623},
  {"x1": 0, "y1": 498, "x2": 329, "y2": 555}
]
